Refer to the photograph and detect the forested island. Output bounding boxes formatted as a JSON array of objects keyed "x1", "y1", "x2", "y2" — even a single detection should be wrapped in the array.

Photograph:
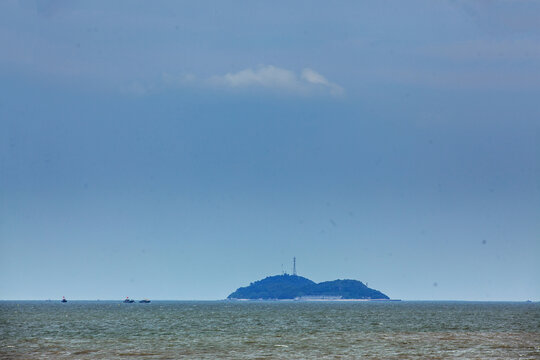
[{"x1": 228, "y1": 274, "x2": 390, "y2": 300}]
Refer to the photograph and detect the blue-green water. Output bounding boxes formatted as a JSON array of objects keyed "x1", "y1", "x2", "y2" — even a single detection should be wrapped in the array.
[{"x1": 1, "y1": 301, "x2": 538, "y2": 359}]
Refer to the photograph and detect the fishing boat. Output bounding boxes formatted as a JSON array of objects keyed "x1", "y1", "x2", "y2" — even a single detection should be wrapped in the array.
[
  {"x1": 123, "y1": 297, "x2": 135, "y2": 303},
  {"x1": 61, "y1": 296, "x2": 67, "y2": 303},
  {"x1": 139, "y1": 299, "x2": 151, "y2": 303}
]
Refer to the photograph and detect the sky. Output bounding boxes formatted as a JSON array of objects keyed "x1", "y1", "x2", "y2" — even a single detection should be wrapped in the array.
[{"x1": 0, "y1": 0, "x2": 539, "y2": 301}]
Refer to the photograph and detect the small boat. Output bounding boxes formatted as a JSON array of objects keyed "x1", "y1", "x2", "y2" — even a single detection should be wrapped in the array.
[
  {"x1": 123, "y1": 297, "x2": 135, "y2": 303},
  {"x1": 61, "y1": 296, "x2": 67, "y2": 303},
  {"x1": 139, "y1": 299, "x2": 151, "y2": 303}
]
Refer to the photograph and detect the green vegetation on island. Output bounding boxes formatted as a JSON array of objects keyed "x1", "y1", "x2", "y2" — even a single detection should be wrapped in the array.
[{"x1": 228, "y1": 274, "x2": 390, "y2": 300}]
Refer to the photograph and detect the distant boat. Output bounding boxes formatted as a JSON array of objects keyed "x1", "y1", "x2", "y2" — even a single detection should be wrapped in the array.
[
  {"x1": 139, "y1": 299, "x2": 151, "y2": 303},
  {"x1": 61, "y1": 296, "x2": 67, "y2": 303},
  {"x1": 123, "y1": 297, "x2": 135, "y2": 303}
]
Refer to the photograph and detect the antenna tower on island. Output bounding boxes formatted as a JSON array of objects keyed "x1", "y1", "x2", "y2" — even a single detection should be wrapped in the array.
[{"x1": 293, "y1": 257, "x2": 297, "y2": 276}]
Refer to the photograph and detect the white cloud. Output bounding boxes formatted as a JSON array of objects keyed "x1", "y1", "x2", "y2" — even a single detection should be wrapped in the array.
[
  {"x1": 211, "y1": 65, "x2": 344, "y2": 96},
  {"x1": 301, "y1": 68, "x2": 344, "y2": 95},
  {"x1": 218, "y1": 66, "x2": 297, "y2": 89}
]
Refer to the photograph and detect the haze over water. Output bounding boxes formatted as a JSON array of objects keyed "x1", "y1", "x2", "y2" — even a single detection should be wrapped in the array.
[
  {"x1": 1, "y1": 0, "x2": 539, "y2": 303},
  {"x1": 1, "y1": 301, "x2": 538, "y2": 359}
]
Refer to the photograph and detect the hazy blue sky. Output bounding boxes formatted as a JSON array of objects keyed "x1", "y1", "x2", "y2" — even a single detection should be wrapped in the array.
[{"x1": 1, "y1": 0, "x2": 539, "y2": 301}]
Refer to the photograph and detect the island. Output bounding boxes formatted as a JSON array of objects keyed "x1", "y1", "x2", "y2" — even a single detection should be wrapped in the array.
[{"x1": 228, "y1": 274, "x2": 390, "y2": 300}]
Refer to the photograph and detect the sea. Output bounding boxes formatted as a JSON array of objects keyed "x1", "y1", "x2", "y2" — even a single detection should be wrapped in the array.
[{"x1": 1, "y1": 301, "x2": 538, "y2": 359}]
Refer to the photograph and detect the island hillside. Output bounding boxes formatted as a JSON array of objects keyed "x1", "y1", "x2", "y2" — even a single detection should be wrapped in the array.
[{"x1": 228, "y1": 274, "x2": 389, "y2": 300}]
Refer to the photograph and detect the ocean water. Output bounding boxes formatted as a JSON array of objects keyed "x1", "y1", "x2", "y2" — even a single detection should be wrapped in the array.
[{"x1": 1, "y1": 301, "x2": 538, "y2": 359}]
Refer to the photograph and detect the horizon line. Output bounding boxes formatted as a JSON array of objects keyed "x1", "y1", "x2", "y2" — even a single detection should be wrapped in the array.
[{"x1": 0, "y1": 299, "x2": 537, "y2": 302}]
